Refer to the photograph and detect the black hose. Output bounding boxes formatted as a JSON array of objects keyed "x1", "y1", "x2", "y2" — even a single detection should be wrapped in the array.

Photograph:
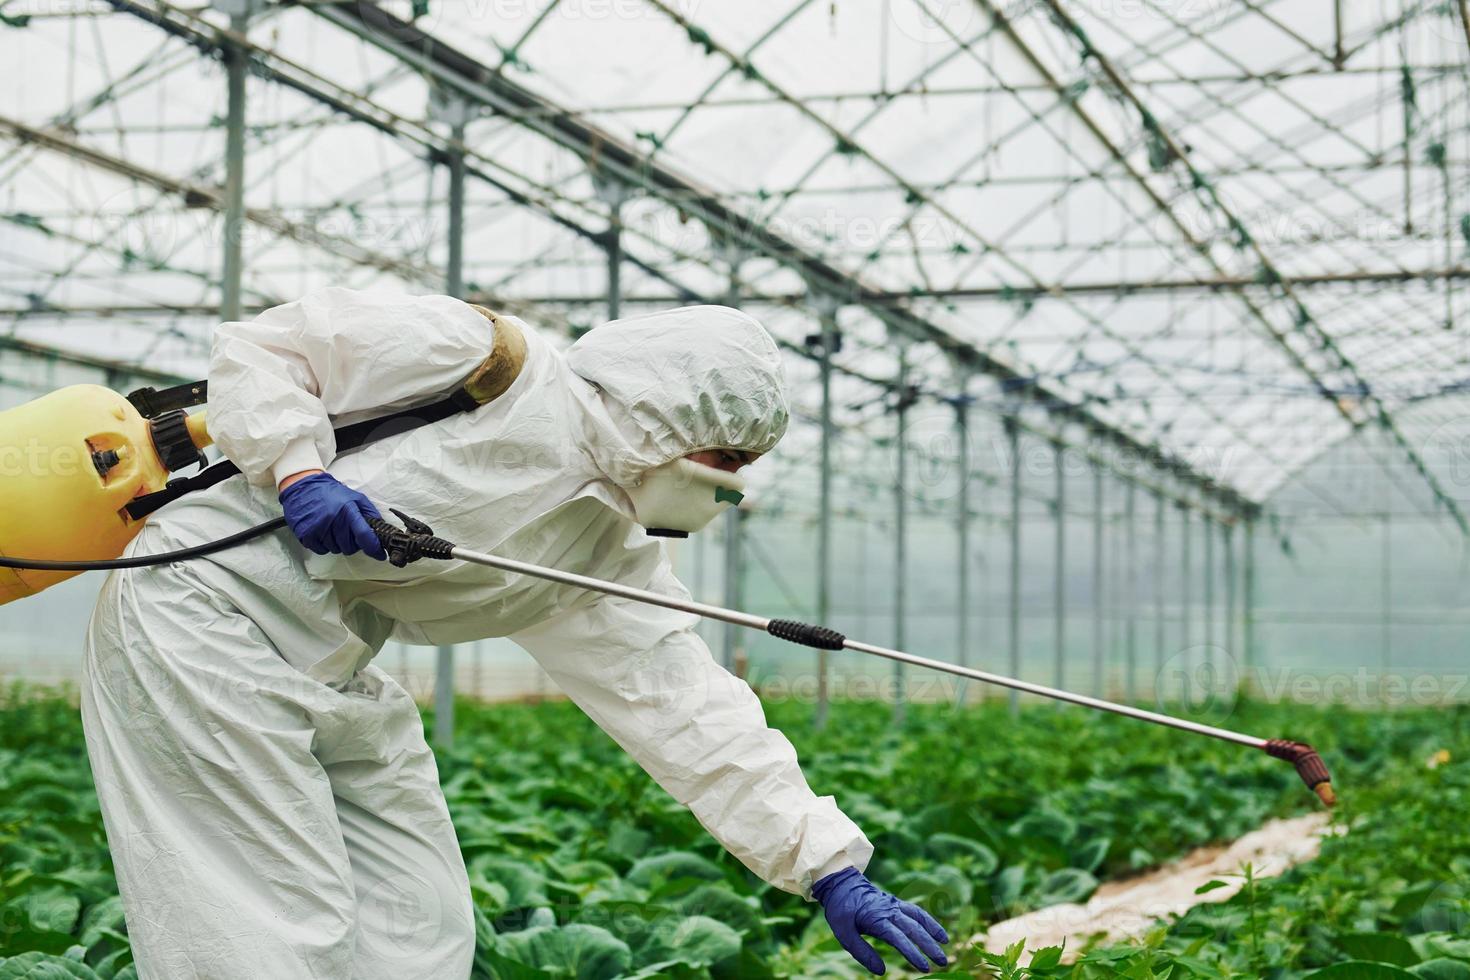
[{"x1": 0, "y1": 517, "x2": 289, "y2": 571}]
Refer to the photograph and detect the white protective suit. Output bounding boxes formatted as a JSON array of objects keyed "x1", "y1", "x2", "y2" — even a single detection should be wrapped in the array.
[{"x1": 81, "y1": 288, "x2": 873, "y2": 980}]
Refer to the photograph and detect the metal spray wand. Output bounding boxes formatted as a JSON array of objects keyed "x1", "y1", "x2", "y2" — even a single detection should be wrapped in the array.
[{"x1": 369, "y1": 510, "x2": 1336, "y2": 807}]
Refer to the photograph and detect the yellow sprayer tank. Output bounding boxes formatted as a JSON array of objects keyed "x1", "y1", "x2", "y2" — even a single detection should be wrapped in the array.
[{"x1": 0, "y1": 385, "x2": 211, "y2": 605}]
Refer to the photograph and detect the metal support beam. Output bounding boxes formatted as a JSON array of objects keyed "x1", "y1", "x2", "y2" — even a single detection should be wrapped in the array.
[
  {"x1": 1180, "y1": 506, "x2": 1193, "y2": 652},
  {"x1": 1053, "y1": 443, "x2": 1066, "y2": 694},
  {"x1": 1025, "y1": 0, "x2": 1470, "y2": 536},
  {"x1": 1203, "y1": 513, "x2": 1216, "y2": 692},
  {"x1": 449, "y1": 265, "x2": 1470, "y2": 306},
  {"x1": 1224, "y1": 520, "x2": 1237, "y2": 665},
  {"x1": 434, "y1": 644, "x2": 454, "y2": 749},
  {"x1": 1244, "y1": 518, "x2": 1257, "y2": 679},
  {"x1": 1381, "y1": 508, "x2": 1392, "y2": 678},
  {"x1": 446, "y1": 118, "x2": 467, "y2": 298},
  {"x1": 299, "y1": 0, "x2": 1258, "y2": 519},
  {"x1": 722, "y1": 507, "x2": 744, "y2": 673},
  {"x1": 221, "y1": 10, "x2": 249, "y2": 321},
  {"x1": 92, "y1": 1, "x2": 1267, "y2": 529},
  {"x1": 0, "y1": 112, "x2": 450, "y2": 292},
  {"x1": 591, "y1": 175, "x2": 631, "y2": 322},
  {"x1": 0, "y1": 336, "x2": 187, "y2": 386},
  {"x1": 954, "y1": 392, "x2": 972, "y2": 707},
  {"x1": 693, "y1": 529, "x2": 706, "y2": 637},
  {"x1": 1091, "y1": 463, "x2": 1104, "y2": 698},
  {"x1": 606, "y1": 206, "x2": 623, "y2": 321},
  {"x1": 893, "y1": 344, "x2": 910, "y2": 727},
  {"x1": 427, "y1": 90, "x2": 474, "y2": 747},
  {"x1": 1154, "y1": 491, "x2": 1167, "y2": 696},
  {"x1": 719, "y1": 250, "x2": 744, "y2": 673},
  {"x1": 1204, "y1": 514, "x2": 1216, "y2": 650},
  {"x1": 813, "y1": 307, "x2": 837, "y2": 730},
  {"x1": 1125, "y1": 481, "x2": 1138, "y2": 703},
  {"x1": 1333, "y1": 0, "x2": 1345, "y2": 68},
  {"x1": 1007, "y1": 416, "x2": 1023, "y2": 715}
]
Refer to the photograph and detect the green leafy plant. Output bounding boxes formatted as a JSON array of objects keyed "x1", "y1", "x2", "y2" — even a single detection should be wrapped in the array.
[{"x1": 1, "y1": 682, "x2": 1466, "y2": 979}]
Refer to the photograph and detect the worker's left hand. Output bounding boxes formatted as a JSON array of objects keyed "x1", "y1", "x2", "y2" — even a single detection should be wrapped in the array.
[
  {"x1": 279, "y1": 472, "x2": 389, "y2": 560},
  {"x1": 812, "y1": 867, "x2": 949, "y2": 975}
]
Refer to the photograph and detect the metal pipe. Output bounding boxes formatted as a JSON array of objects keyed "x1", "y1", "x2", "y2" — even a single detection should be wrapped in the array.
[
  {"x1": 1402, "y1": 53, "x2": 1414, "y2": 237},
  {"x1": 435, "y1": 118, "x2": 468, "y2": 746},
  {"x1": 1007, "y1": 417, "x2": 1022, "y2": 715},
  {"x1": 1053, "y1": 443, "x2": 1066, "y2": 693},
  {"x1": 1180, "y1": 505, "x2": 1192, "y2": 652},
  {"x1": 1381, "y1": 507, "x2": 1392, "y2": 679},
  {"x1": 893, "y1": 346, "x2": 909, "y2": 726},
  {"x1": 606, "y1": 201, "x2": 623, "y2": 321},
  {"x1": 1091, "y1": 462, "x2": 1103, "y2": 697},
  {"x1": 1333, "y1": 0, "x2": 1345, "y2": 69},
  {"x1": 221, "y1": 11, "x2": 249, "y2": 322},
  {"x1": 1204, "y1": 512, "x2": 1216, "y2": 650},
  {"x1": 1125, "y1": 480, "x2": 1138, "y2": 703},
  {"x1": 475, "y1": 266, "x2": 1470, "y2": 305},
  {"x1": 446, "y1": 118, "x2": 467, "y2": 298},
  {"x1": 954, "y1": 395, "x2": 972, "y2": 707},
  {"x1": 443, "y1": 542, "x2": 1267, "y2": 749},
  {"x1": 814, "y1": 314, "x2": 835, "y2": 730},
  {"x1": 1244, "y1": 517, "x2": 1258, "y2": 676},
  {"x1": 713, "y1": 252, "x2": 740, "y2": 661},
  {"x1": 1154, "y1": 491, "x2": 1166, "y2": 697},
  {"x1": 434, "y1": 644, "x2": 454, "y2": 748},
  {"x1": 1224, "y1": 520, "x2": 1238, "y2": 666},
  {"x1": 721, "y1": 507, "x2": 743, "y2": 672},
  {"x1": 693, "y1": 526, "x2": 706, "y2": 638}
]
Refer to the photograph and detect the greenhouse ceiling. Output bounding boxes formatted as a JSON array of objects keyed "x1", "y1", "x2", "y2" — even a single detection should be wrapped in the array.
[{"x1": 0, "y1": 0, "x2": 1467, "y2": 518}]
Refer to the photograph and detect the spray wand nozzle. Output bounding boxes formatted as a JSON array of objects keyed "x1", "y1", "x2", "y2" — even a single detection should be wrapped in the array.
[{"x1": 1264, "y1": 739, "x2": 1336, "y2": 807}]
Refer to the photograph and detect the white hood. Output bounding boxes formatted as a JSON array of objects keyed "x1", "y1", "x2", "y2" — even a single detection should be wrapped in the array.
[{"x1": 565, "y1": 305, "x2": 790, "y2": 487}]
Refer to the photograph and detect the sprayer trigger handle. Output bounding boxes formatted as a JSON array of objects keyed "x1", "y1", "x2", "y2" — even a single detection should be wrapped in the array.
[
  {"x1": 367, "y1": 511, "x2": 457, "y2": 568},
  {"x1": 389, "y1": 509, "x2": 435, "y2": 537}
]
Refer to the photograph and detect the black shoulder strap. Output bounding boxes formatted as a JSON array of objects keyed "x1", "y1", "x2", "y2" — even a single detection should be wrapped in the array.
[{"x1": 123, "y1": 387, "x2": 483, "y2": 521}]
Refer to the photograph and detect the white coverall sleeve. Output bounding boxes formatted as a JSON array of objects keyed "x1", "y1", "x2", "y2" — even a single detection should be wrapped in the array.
[
  {"x1": 208, "y1": 287, "x2": 498, "y2": 487},
  {"x1": 511, "y1": 563, "x2": 873, "y2": 898}
]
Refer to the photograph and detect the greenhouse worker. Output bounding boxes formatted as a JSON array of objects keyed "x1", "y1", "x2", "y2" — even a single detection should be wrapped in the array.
[{"x1": 82, "y1": 288, "x2": 948, "y2": 979}]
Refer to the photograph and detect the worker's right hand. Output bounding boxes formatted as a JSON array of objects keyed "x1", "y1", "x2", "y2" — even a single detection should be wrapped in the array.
[{"x1": 279, "y1": 471, "x2": 388, "y2": 560}]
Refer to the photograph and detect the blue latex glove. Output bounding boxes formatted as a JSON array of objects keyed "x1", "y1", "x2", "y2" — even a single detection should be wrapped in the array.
[
  {"x1": 812, "y1": 867, "x2": 949, "y2": 975},
  {"x1": 279, "y1": 472, "x2": 388, "y2": 560}
]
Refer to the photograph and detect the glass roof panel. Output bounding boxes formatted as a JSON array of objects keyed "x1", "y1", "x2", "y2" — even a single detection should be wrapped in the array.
[{"x1": 1, "y1": 0, "x2": 1466, "y2": 518}]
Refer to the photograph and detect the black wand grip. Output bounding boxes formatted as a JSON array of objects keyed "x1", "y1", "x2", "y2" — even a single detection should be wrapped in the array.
[
  {"x1": 367, "y1": 509, "x2": 457, "y2": 567},
  {"x1": 767, "y1": 619, "x2": 846, "y2": 650}
]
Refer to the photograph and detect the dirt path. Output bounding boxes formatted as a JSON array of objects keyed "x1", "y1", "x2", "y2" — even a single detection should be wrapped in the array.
[{"x1": 979, "y1": 812, "x2": 1338, "y2": 962}]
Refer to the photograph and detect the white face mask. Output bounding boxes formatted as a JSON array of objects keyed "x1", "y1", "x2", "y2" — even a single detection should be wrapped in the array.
[{"x1": 625, "y1": 457, "x2": 747, "y2": 537}]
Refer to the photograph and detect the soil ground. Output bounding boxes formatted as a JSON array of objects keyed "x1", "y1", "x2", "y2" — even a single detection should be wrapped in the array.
[{"x1": 979, "y1": 812, "x2": 1337, "y2": 963}]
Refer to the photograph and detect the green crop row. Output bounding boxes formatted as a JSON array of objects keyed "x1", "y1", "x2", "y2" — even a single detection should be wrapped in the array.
[
  {"x1": 936, "y1": 703, "x2": 1470, "y2": 979},
  {"x1": 0, "y1": 685, "x2": 1465, "y2": 979}
]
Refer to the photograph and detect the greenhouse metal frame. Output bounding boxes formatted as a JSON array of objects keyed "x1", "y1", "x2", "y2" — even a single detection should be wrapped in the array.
[{"x1": 2, "y1": 0, "x2": 1468, "y2": 733}]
